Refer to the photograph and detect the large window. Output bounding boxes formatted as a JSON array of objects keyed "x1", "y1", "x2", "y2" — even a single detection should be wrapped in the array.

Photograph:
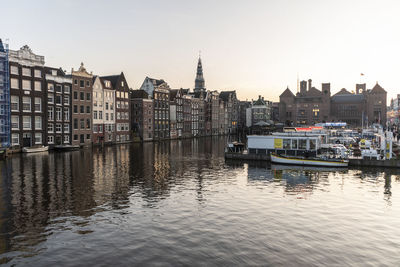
[
  {"x1": 23, "y1": 116, "x2": 31, "y2": 130},
  {"x1": 11, "y1": 116, "x2": 19, "y2": 130},
  {"x1": 34, "y1": 81, "x2": 42, "y2": 91},
  {"x1": 22, "y1": 97, "x2": 31, "y2": 112},
  {"x1": 34, "y1": 97, "x2": 42, "y2": 112},
  {"x1": 48, "y1": 106, "x2": 54, "y2": 121},
  {"x1": 56, "y1": 107, "x2": 62, "y2": 121},
  {"x1": 35, "y1": 116, "x2": 42, "y2": 130},
  {"x1": 11, "y1": 96, "x2": 19, "y2": 111},
  {"x1": 22, "y1": 68, "x2": 31, "y2": 77},
  {"x1": 11, "y1": 78, "x2": 19, "y2": 89},
  {"x1": 35, "y1": 133, "x2": 42, "y2": 144}
]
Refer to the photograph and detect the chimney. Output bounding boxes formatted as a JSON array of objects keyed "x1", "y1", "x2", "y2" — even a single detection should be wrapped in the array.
[{"x1": 308, "y1": 79, "x2": 312, "y2": 91}]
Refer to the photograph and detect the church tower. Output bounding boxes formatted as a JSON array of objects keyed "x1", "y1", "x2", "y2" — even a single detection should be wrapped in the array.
[{"x1": 194, "y1": 55, "x2": 205, "y2": 93}]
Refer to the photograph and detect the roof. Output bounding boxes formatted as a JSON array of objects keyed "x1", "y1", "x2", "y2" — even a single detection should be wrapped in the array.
[
  {"x1": 130, "y1": 90, "x2": 149, "y2": 99},
  {"x1": 370, "y1": 83, "x2": 386, "y2": 94},
  {"x1": 280, "y1": 87, "x2": 295, "y2": 98},
  {"x1": 331, "y1": 94, "x2": 365, "y2": 103},
  {"x1": 253, "y1": 96, "x2": 266, "y2": 106},
  {"x1": 219, "y1": 90, "x2": 236, "y2": 101},
  {"x1": 333, "y1": 88, "x2": 352, "y2": 96},
  {"x1": 100, "y1": 75, "x2": 120, "y2": 88},
  {"x1": 147, "y1": 77, "x2": 166, "y2": 86}
]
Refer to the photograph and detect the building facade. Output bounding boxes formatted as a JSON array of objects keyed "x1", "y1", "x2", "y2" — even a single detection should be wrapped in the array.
[
  {"x1": 130, "y1": 89, "x2": 153, "y2": 142},
  {"x1": 9, "y1": 45, "x2": 45, "y2": 148},
  {"x1": 0, "y1": 39, "x2": 10, "y2": 148},
  {"x1": 44, "y1": 67, "x2": 72, "y2": 146},
  {"x1": 71, "y1": 63, "x2": 93, "y2": 146}
]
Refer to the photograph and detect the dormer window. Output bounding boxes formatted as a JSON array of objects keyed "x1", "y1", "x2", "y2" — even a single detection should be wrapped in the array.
[{"x1": 105, "y1": 81, "x2": 111, "y2": 88}]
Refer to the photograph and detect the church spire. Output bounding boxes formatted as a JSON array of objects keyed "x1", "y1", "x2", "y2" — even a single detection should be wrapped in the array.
[{"x1": 194, "y1": 54, "x2": 205, "y2": 93}]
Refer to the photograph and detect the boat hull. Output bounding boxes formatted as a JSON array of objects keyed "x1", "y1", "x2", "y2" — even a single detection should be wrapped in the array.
[
  {"x1": 22, "y1": 146, "x2": 49, "y2": 153},
  {"x1": 271, "y1": 153, "x2": 348, "y2": 167}
]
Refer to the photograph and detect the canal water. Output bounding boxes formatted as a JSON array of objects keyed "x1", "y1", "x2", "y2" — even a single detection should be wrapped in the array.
[{"x1": 1, "y1": 137, "x2": 400, "y2": 266}]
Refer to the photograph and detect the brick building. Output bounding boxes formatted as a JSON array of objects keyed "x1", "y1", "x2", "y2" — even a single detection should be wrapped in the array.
[{"x1": 130, "y1": 89, "x2": 153, "y2": 142}]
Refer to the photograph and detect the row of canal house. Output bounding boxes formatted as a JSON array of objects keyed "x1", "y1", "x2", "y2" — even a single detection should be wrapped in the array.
[
  {"x1": 5, "y1": 42, "x2": 131, "y2": 150},
  {"x1": 3, "y1": 40, "x2": 243, "y2": 149}
]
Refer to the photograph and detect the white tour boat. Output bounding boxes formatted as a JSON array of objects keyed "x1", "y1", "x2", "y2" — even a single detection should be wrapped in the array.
[
  {"x1": 22, "y1": 146, "x2": 49, "y2": 153},
  {"x1": 270, "y1": 153, "x2": 349, "y2": 167}
]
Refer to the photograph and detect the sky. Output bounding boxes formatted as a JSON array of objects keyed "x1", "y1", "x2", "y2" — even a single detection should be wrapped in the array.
[{"x1": 1, "y1": 0, "x2": 400, "y2": 102}]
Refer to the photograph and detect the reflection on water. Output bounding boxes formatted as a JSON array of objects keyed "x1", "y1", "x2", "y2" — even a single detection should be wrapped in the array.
[{"x1": 1, "y1": 137, "x2": 400, "y2": 266}]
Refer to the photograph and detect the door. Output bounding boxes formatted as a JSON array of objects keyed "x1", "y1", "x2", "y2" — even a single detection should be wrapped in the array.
[{"x1": 23, "y1": 133, "x2": 32, "y2": 147}]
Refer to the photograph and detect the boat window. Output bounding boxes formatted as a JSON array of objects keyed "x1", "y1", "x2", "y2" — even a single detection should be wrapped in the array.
[
  {"x1": 291, "y1": 139, "x2": 298, "y2": 149},
  {"x1": 299, "y1": 139, "x2": 307, "y2": 150},
  {"x1": 283, "y1": 139, "x2": 291, "y2": 149},
  {"x1": 310, "y1": 139, "x2": 316, "y2": 150}
]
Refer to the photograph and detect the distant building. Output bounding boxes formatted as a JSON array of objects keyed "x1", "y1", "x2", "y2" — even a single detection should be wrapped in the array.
[
  {"x1": 170, "y1": 88, "x2": 188, "y2": 138},
  {"x1": 219, "y1": 91, "x2": 239, "y2": 134},
  {"x1": 271, "y1": 102, "x2": 279, "y2": 122},
  {"x1": 0, "y1": 39, "x2": 10, "y2": 148},
  {"x1": 130, "y1": 89, "x2": 153, "y2": 141},
  {"x1": 246, "y1": 95, "x2": 272, "y2": 127},
  {"x1": 140, "y1": 77, "x2": 170, "y2": 140}
]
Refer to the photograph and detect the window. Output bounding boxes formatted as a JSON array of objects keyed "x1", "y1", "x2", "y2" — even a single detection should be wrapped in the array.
[
  {"x1": 73, "y1": 119, "x2": 78, "y2": 130},
  {"x1": 11, "y1": 66, "x2": 19, "y2": 75},
  {"x1": 64, "y1": 96, "x2": 70, "y2": 105},
  {"x1": 22, "y1": 97, "x2": 31, "y2": 112},
  {"x1": 11, "y1": 116, "x2": 19, "y2": 130},
  {"x1": 23, "y1": 116, "x2": 31, "y2": 130},
  {"x1": 48, "y1": 94, "x2": 54, "y2": 104},
  {"x1": 99, "y1": 111, "x2": 103, "y2": 119},
  {"x1": 48, "y1": 123, "x2": 54, "y2": 133},
  {"x1": 64, "y1": 85, "x2": 70, "y2": 94},
  {"x1": 74, "y1": 134, "x2": 78, "y2": 141},
  {"x1": 111, "y1": 113, "x2": 114, "y2": 120},
  {"x1": 80, "y1": 119, "x2": 84, "y2": 129},
  {"x1": 299, "y1": 139, "x2": 307, "y2": 150},
  {"x1": 22, "y1": 80, "x2": 32, "y2": 92},
  {"x1": 34, "y1": 69, "x2": 41, "y2": 78},
  {"x1": 110, "y1": 103, "x2": 113, "y2": 110},
  {"x1": 35, "y1": 133, "x2": 42, "y2": 144},
  {"x1": 99, "y1": 125, "x2": 103, "y2": 133},
  {"x1": 86, "y1": 106, "x2": 90, "y2": 114},
  {"x1": 292, "y1": 139, "x2": 298, "y2": 149},
  {"x1": 94, "y1": 100, "x2": 97, "y2": 107},
  {"x1": 283, "y1": 139, "x2": 291, "y2": 149},
  {"x1": 56, "y1": 95, "x2": 62, "y2": 105},
  {"x1": 48, "y1": 136, "x2": 54, "y2": 144},
  {"x1": 64, "y1": 135, "x2": 70, "y2": 143},
  {"x1": 93, "y1": 124, "x2": 98, "y2": 133},
  {"x1": 105, "y1": 81, "x2": 110, "y2": 87},
  {"x1": 35, "y1": 116, "x2": 42, "y2": 130},
  {"x1": 86, "y1": 119, "x2": 90, "y2": 129},
  {"x1": 86, "y1": 93, "x2": 91, "y2": 101},
  {"x1": 56, "y1": 107, "x2": 62, "y2": 121},
  {"x1": 80, "y1": 105, "x2": 84, "y2": 113},
  {"x1": 22, "y1": 67, "x2": 31, "y2": 77},
  {"x1": 11, "y1": 96, "x2": 19, "y2": 111},
  {"x1": 86, "y1": 81, "x2": 90, "y2": 87},
  {"x1": 105, "y1": 102, "x2": 109, "y2": 110},
  {"x1": 310, "y1": 139, "x2": 316, "y2": 150},
  {"x1": 73, "y1": 91, "x2": 78, "y2": 100},
  {"x1": 11, "y1": 78, "x2": 19, "y2": 89},
  {"x1": 121, "y1": 81, "x2": 124, "y2": 87},
  {"x1": 64, "y1": 123, "x2": 69, "y2": 133},
  {"x1": 34, "y1": 81, "x2": 42, "y2": 91},
  {"x1": 80, "y1": 92, "x2": 84, "y2": 100},
  {"x1": 106, "y1": 113, "x2": 109, "y2": 121},
  {"x1": 48, "y1": 83, "x2": 54, "y2": 92},
  {"x1": 74, "y1": 79, "x2": 78, "y2": 85},
  {"x1": 94, "y1": 111, "x2": 98, "y2": 119},
  {"x1": 86, "y1": 134, "x2": 91, "y2": 140},
  {"x1": 48, "y1": 106, "x2": 54, "y2": 121},
  {"x1": 80, "y1": 80, "x2": 84, "y2": 88},
  {"x1": 56, "y1": 85, "x2": 62, "y2": 93},
  {"x1": 64, "y1": 108, "x2": 69, "y2": 121},
  {"x1": 56, "y1": 123, "x2": 62, "y2": 133}
]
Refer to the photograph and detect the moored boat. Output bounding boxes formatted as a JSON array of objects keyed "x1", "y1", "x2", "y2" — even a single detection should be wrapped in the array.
[
  {"x1": 22, "y1": 146, "x2": 49, "y2": 153},
  {"x1": 270, "y1": 153, "x2": 348, "y2": 167}
]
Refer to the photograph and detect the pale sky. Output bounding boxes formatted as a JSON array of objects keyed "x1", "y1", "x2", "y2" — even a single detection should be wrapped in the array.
[{"x1": 2, "y1": 0, "x2": 399, "y2": 102}]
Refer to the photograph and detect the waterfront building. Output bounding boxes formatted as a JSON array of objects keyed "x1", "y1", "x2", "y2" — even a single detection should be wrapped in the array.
[
  {"x1": 210, "y1": 90, "x2": 220, "y2": 135},
  {"x1": 218, "y1": 98, "x2": 226, "y2": 135},
  {"x1": 100, "y1": 77, "x2": 116, "y2": 144},
  {"x1": 0, "y1": 39, "x2": 10, "y2": 148},
  {"x1": 140, "y1": 77, "x2": 170, "y2": 140},
  {"x1": 271, "y1": 102, "x2": 279, "y2": 123},
  {"x1": 191, "y1": 96, "x2": 200, "y2": 137},
  {"x1": 169, "y1": 102, "x2": 177, "y2": 139},
  {"x1": 183, "y1": 94, "x2": 192, "y2": 138},
  {"x1": 70, "y1": 63, "x2": 93, "y2": 146},
  {"x1": 130, "y1": 89, "x2": 153, "y2": 142},
  {"x1": 9, "y1": 45, "x2": 46, "y2": 148},
  {"x1": 170, "y1": 88, "x2": 188, "y2": 138},
  {"x1": 219, "y1": 91, "x2": 239, "y2": 134},
  {"x1": 91, "y1": 76, "x2": 105, "y2": 145},
  {"x1": 44, "y1": 67, "x2": 72, "y2": 146},
  {"x1": 246, "y1": 95, "x2": 272, "y2": 127},
  {"x1": 101, "y1": 73, "x2": 130, "y2": 143},
  {"x1": 238, "y1": 100, "x2": 251, "y2": 131}
]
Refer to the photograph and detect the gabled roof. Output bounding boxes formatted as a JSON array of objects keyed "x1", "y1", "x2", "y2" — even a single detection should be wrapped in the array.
[
  {"x1": 370, "y1": 82, "x2": 386, "y2": 94},
  {"x1": 219, "y1": 90, "x2": 236, "y2": 101},
  {"x1": 333, "y1": 88, "x2": 352, "y2": 96},
  {"x1": 280, "y1": 87, "x2": 295, "y2": 98},
  {"x1": 307, "y1": 87, "x2": 321, "y2": 95},
  {"x1": 147, "y1": 77, "x2": 166, "y2": 86},
  {"x1": 100, "y1": 75, "x2": 120, "y2": 88}
]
